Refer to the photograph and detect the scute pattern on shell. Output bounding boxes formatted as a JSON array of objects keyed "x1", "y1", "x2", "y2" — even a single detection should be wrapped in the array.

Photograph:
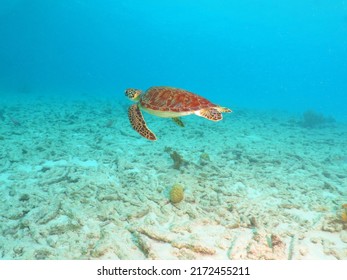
[{"x1": 140, "y1": 86, "x2": 216, "y2": 112}]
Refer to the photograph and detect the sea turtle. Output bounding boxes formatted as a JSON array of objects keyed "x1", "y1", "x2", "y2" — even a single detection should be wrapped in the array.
[{"x1": 125, "y1": 86, "x2": 231, "y2": 141}]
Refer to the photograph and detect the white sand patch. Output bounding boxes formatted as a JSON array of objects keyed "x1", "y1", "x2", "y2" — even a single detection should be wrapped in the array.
[{"x1": 296, "y1": 231, "x2": 347, "y2": 260}]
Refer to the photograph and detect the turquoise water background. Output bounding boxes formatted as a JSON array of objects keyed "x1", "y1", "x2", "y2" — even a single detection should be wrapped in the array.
[
  {"x1": 0, "y1": 0, "x2": 346, "y2": 119},
  {"x1": 1, "y1": 1, "x2": 347, "y2": 261}
]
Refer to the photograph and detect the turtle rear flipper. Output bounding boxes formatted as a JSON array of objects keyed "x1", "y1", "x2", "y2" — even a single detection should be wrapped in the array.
[
  {"x1": 196, "y1": 108, "x2": 223, "y2": 121},
  {"x1": 172, "y1": 117, "x2": 184, "y2": 127},
  {"x1": 217, "y1": 107, "x2": 232, "y2": 113},
  {"x1": 195, "y1": 106, "x2": 231, "y2": 121},
  {"x1": 128, "y1": 104, "x2": 157, "y2": 141}
]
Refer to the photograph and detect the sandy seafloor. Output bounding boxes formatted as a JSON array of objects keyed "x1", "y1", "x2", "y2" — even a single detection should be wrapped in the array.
[{"x1": 0, "y1": 92, "x2": 346, "y2": 260}]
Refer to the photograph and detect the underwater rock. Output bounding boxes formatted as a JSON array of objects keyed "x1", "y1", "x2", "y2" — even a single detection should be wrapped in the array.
[
  {"x1": 37, "y1": 201, "x2": 61, "y2": 224},
  {"x1": 19, "y1": 193, "x2": 30, "y2": 202},
  {"x1": 246, "y1": 233, "x2": 286, "y2": 260},
  {"x1": 340, "y1": 231, "x2": 347, "y2": 243},
  {"x1": 12, "y1": 246, "x2": 24, "y2": 258},
  {"x1": 170, "y1": 151, "x2": 185, "y2": 169},
  {"x1": 105, "y1": 120, "x2": 114, "y2": 128},
  {"x1": 322, "y1": 218, "x2": 343, "y2": 232},
  {"x1": 131, "y1": 231, "x2": 158, "y2": 259},
  {"x1": 300, "y1": 110, "x2": 335, "y2": 128},
  {"x1": 47, "y1": 215, "x2": 81, "y2": 235},
  {"x1": 34, "y1": 248, "x2": 52, "y2": 260},
  {"x1": 46, "y1": 236, "x2": 59, "y2": 248},
  {"x1": 174, "y1": 248, "x2": 196, "y2": 260},
  {"x1": 171, "y1": 241, "x2": 216, "y2": 255},
  {"x1": 137, "y1": 226, "x2": 173, "y2": 243},
  {"x1": 199, "y1": 153, "x2": 210, "y2": 166},
  {"x1": 91, "y1": 239, "x2": 123, "y2": 259}
]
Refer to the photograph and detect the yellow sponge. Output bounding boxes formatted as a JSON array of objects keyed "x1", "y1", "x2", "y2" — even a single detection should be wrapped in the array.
[{"x1": 169, "y1": 184, "x2": 184, "y2": 204}]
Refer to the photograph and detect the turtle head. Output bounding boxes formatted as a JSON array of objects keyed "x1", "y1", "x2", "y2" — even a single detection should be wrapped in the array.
[{"x1": 125, "y1": 88, "x2": 142, "y2": 101}]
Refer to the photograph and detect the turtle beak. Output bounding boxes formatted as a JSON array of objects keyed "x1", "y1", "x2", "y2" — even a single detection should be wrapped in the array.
[
  {"x1": 125, "y1": 89, "x2": 133, "y2": 99},
  {"x1": 125, "y1": 89, "x2": 141, "y2": 101}
]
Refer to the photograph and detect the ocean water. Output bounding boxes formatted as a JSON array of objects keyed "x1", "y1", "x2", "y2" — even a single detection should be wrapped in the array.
[{"x1": 0, "y1": 0, "x2": 346, "y2": 260}]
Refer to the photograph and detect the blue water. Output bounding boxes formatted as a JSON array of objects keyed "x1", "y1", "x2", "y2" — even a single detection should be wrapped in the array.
[
  {"x1": 1, "y1": 0, "x2": 347, "y2": 118},
  {"x1": 1, "y1": 1, "x2": 347, "y2": 261}
]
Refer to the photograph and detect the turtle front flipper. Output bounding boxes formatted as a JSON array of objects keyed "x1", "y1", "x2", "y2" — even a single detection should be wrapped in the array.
[
  {"x1": 128, "y1": 104, "x2": 157, "y2": 141},
  {"x1": 172, "y1": 117, "x2": 184, "y2": 127}
]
